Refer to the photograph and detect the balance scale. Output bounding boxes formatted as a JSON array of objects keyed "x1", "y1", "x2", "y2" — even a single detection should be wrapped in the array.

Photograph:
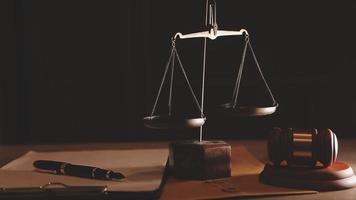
[
  {"x1": 143, "y1": 0, "x2": 278, "y2": 180},
  {"x1": 139, "y1": 0, "x2": 356, "y2": 191}
]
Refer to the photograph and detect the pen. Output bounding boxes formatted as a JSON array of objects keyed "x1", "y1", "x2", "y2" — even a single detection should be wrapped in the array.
[{"x1": 33, "y1": 160, "x2": 125, "y2": 181}]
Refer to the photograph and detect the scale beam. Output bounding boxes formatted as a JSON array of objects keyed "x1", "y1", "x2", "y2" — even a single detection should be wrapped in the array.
[{"x1": 174, "y1": 29, "x2": 249, "y2": 40}]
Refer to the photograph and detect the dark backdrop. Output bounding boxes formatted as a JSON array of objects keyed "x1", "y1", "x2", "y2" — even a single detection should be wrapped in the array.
[{"x1": 1, "y1": 0, "x2": 356, "y2": 143}]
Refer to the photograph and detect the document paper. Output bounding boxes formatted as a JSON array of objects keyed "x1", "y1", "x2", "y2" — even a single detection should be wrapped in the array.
[{"x1": 0, "y1": 149, "x2": 168, "y2": 192}]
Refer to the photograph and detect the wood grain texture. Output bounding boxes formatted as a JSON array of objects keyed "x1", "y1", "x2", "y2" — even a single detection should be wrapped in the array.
[{"x1": 169, "y1": 140, "x2": 231, "y2": 180}]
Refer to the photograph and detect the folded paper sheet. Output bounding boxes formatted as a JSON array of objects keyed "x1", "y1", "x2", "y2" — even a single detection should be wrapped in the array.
[
  {"x1": 160, "y1": 146, "x2": 317, "y2": 200},
  {"x1": 0, "y1": 149, "x2": 168, "y2": 192}
]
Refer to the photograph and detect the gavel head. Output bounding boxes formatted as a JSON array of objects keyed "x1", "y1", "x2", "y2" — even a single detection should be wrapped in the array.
[{"x1": 268, "y1": 128, "x2": 338, "y2": 167}]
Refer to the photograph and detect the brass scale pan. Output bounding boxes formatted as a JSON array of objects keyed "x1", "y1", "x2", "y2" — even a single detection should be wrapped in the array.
[
  {"x1": 144, "y1": 103, "x2": 277, "y2": 129},
  {"x1": 144, "y1": 115, "x2": 206, "y2": 129},
  {"x1": 220, "y1": 103, "x2": 278, "y2": 117}
]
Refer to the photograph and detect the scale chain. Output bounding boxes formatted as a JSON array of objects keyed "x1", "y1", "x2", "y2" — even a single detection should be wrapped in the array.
[
  {"x1": 174, "y1": 48, "x2": 205, "y2": 117},
  {"x1": 150, "y1": 47, "x2": 175, "y2": 117},
  {"x1": 168, "y1": 48, "x2": 175, "y2": 116},
  {"x1": 232, "y1": 36, "x2": 248, "y2": 107},
  {"x1": 247, "y1": 40, "x2": 277, "y2": 105},
  {"x1": 232, "y1": 36, "x2": 277, "y2": 107}
]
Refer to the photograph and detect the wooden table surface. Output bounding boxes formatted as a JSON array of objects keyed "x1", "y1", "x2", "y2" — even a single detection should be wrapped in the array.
[{"x1": 0, "y1": 139, "x2": 355, "y2": 200}]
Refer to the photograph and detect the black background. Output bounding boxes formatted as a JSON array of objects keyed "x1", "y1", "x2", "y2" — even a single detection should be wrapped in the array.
[{"x1": 1, "y1": 0, "x2": 356, "y2": 143}]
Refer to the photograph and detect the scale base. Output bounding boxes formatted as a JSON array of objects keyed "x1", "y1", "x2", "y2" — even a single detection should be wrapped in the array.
[
  {"x1": 259, "y1": 162, "x2": 356, "y2": 191},
  {"x1": 169, "y1": 140, "x2": 231, "y2": 180}
]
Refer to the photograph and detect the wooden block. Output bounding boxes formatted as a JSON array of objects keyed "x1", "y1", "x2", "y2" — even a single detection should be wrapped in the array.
[
  {"x1": 169, "y1": 140, "x2": 231, "y2": 180},
  {"x1": 259, "y1": 161, "x2": 356, "y2": 191}
]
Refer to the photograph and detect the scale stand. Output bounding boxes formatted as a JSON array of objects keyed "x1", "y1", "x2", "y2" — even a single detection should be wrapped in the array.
[{"x1": 144, "y1": 0, "x2": 277, "y2": 180}]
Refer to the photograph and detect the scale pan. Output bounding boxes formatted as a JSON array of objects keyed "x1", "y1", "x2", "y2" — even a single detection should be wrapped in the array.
[
  {"x1": 220, "y1": 102, "x2": 278, "y2": 116},
  {"x1": 143, "y1": 115, "x2": 206, "y2": 129}
]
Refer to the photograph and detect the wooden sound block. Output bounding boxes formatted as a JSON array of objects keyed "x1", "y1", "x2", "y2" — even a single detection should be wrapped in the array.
[
  {"x1": 259, "y1": 161, "x2": 356, "y2": 191},
  {"x1": 169, "y1": 140, "x2": 231, "y2": 180}
]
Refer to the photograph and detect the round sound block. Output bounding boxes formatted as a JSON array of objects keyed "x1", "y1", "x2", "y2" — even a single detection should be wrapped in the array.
[{"x1": 259, "y1": 162, "x2": 356, "y2": 191}]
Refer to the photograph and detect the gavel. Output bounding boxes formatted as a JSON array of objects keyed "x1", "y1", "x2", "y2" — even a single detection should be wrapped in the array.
[{"x1": 268, "y1": 128, "x2": 338, "y2": 167}]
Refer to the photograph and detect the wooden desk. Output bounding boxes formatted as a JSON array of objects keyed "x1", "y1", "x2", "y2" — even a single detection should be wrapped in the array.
[{"x1": 0, "y1": 140, "x2": 355, "y2": 200}]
